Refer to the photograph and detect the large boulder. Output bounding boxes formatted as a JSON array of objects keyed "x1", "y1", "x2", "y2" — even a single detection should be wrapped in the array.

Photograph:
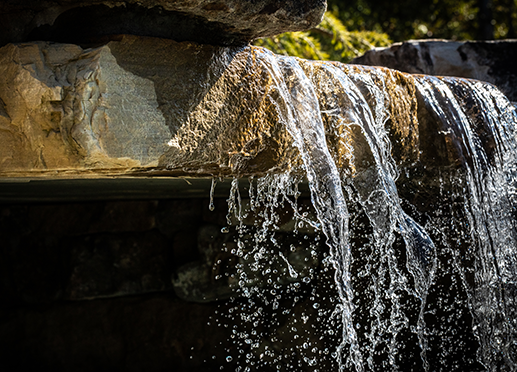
[
  {"x1": 353, "y1": 39, "x2": 517, "y2": 102},
  {"x1": 0, "y1": 0, "x2": 327, "y2": 47},
  {"x1": 0, "y1": 36, "x2": 297, "y2": 176},
  {"x1": 0, "y1": 35, "x2": 437, "y2": 179}
]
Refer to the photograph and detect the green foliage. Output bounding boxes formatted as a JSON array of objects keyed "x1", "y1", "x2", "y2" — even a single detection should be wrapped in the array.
[
  {"x1": 327, "y1": 0, "x2": 517, "y2": 41},
  {"x1": 254, "y1": 12, "x2": 391, "y2": 63},
  {"x1": 255, "y1": 0, "x2": 516, "y2": 62}
]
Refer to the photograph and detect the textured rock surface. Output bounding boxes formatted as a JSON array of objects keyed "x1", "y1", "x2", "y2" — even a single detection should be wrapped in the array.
[
  {"x1": 0, "y1": 194, "x2": 321, "y2": 303},
  {"x1": 0, "y1": 36, "x2": 295, "y2": 175},
  {"x1": 0, "y1": 35, "x2": 463, "y2": 179},
  {"x1": 0, "y1": 0, "x2": 327, "y2": 47},
  {"x1": 353, "y1": 39, "x2": 517, "y2": 102},
  {"x1": 0, "y1": 200, "x2": 173, "y2": 302}
]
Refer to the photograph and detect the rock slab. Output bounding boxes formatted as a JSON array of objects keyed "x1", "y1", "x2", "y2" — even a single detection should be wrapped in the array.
[{"x1": 0, "y1": 35, "x2": 437, "y2": 178}]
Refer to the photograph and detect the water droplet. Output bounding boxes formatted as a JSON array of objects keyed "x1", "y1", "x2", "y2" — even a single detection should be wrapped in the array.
[
  {"x1": 209, "y1": 178, "x2": 217, "y2": 211},
  {"x1": 226, "y1": 356, "x2": 233, "y2": 362},
  {"x1": 221, "y1": 226, "x2": 229, "y2": 233}
]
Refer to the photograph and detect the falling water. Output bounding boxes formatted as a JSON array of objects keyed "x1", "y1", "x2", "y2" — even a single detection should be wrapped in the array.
[
  {"x1": 190, "y1": 46, "x2": 517, "y2": 371},
  {"x1": 415, "y1": 76, "x2": 517, "y2": 370}
]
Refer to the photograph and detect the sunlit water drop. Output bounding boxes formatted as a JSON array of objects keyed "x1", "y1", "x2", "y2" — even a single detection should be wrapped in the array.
[{"x1": 201, "y1": 47, "x2": 517, "y2": 372}]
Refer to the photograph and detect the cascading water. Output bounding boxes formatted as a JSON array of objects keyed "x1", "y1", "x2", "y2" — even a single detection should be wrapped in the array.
[
  {"x1": 183, "y1": 46, "x2": 517, "y2": 371},
  {"x1": 414, "y1": 76, "x2": 517, "y2": 370}
]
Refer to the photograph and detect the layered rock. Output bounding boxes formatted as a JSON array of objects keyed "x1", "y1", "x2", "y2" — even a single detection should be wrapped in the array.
[
  {"x1": 353, "y1": 39, "x2": 517, "y2": 102},
  {"x1": 0, "y1": 0, "x2": 326, "y2": 47},
  {"x1": 0, "y1": 36, "x2": 291, "y2": 176}
]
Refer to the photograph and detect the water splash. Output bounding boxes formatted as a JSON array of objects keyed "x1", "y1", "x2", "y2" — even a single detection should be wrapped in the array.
[
  {"x1": 196, "y1": 46, "x2": 517, "y2": 371},
  {"x1": 266, "y1": 54, "x2": 363, "y2": 371},
  {"x1": 415, "y1": 75, "x2": 517, "y2": 370},
  {"x1": 209, "y1": 178, "x2": 217, "y2": 211}
]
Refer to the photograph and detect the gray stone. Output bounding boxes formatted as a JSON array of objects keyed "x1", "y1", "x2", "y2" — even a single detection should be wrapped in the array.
[
  {"x1": 353, "y1": 39, "x2": 517, "y2": 102},
  {"x1": 0, "y1": 0, "x2": 327, "y2": 47}
]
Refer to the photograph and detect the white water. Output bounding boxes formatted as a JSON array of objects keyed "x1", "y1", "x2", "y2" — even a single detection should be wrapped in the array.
[
  {"x1": 211, "y1": 48, "x2": 517, "y2": 371},
  {"x1": 416, "y1": 76, "x2": 517, "y2": 370}
]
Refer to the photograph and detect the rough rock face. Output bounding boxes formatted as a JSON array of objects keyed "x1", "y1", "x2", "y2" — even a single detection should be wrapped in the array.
[
  {"x1": 0, "y1": 0, "x2": 327, "y2": 47},
  {"x1": 0, "y1": 36, "x2": 294, "y2": 175},
  {"x1": 0, "y1": 195, "x2": 337, "y2": 372},
  {"x1": 0, "y1": 35, "x2": 451, "y2": 178},
  {"x1": 353, "y1": 39, "x2": 517, "y2": 102}
]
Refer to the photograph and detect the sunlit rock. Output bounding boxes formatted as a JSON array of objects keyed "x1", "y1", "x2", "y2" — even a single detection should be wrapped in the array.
[
  {"x1": 0, "y1": 35, "x2": 466, "y2": 178},
  {"x1": 353, "y1": 39, "x2": 517, "y2": 102}
]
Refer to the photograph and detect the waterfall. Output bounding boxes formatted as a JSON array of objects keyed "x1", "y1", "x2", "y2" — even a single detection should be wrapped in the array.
[
  {"x1": 199, "y1": 47, "x2": 517, "y2": 371},
  {"x1": 415, "y1": 76, "x2": 517, "y2": 370}
]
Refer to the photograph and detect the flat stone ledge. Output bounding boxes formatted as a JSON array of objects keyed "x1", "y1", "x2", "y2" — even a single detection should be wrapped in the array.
[
  {"x1": 0, "y1": 177, "x2": 220, "y2": 203},
  {"x1": 0, "y1": 175, "x2": 311, "y2": 203}
]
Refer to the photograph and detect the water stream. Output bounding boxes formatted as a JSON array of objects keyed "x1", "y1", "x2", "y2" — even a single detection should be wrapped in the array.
[{"x1": 197, "y1": 47, "x2": 517, "y2": 371}]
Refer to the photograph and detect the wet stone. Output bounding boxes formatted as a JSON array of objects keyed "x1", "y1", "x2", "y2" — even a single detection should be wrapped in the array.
[{"x1": 353, "y1": 39, "x2": 517, "y2": 101}]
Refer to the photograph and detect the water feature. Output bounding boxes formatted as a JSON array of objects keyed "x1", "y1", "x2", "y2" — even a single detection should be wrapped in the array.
[{"x1": 169, "y1": 46, "x2": 517, "y2": 371}]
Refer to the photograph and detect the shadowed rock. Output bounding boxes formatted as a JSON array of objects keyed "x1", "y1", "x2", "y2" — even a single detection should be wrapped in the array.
[{"x1": 0, "y1": 0, "x2": 327, "y2": 47}]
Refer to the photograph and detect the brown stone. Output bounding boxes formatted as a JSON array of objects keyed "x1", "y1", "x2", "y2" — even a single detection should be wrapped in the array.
[
  {"x1": 0, "y1": 35, "x2": 423, "y2": 179},
  {"x1": 0, "y1": 35, "x2": 505, "y2": 185}
]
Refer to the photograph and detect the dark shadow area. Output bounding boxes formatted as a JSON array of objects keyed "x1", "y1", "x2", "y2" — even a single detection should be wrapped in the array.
[
  {"x1": 0, "y1": 190, "x2": 336, "y2": 372},
  {"x1": 25, "y1": 4, "x2": 251, "y2": 47}
]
